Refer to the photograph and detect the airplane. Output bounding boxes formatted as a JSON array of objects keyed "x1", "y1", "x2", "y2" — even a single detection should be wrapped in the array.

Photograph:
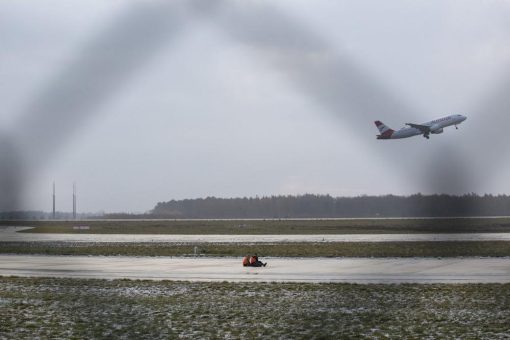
[{"x1": 374, "y1": 114, "x2": 467, "y2": 140}]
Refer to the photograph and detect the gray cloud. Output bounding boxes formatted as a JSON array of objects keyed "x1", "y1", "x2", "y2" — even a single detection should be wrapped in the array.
[
  {"x1": 0, "y1": 135, "x2": 23, "y2": 211},
  {"x1": 1, "y1": 1, "x2": 194, "y2": 211},
  {"x1": 210, "y1": 2, "x2": 476, "y2": 198},
  {"x1": 14, "y1": 1, "x2": 193, "y2": 168},
  {"x1": 1, "y1": 0, "x2": 509, "y2": 212},
  {"x1": 211, "y1": 2, "x2": 419, "y2": 126}
]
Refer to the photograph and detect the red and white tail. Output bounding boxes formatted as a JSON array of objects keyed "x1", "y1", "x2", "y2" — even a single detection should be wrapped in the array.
[{"x1": 374, "y1": 121, "x2": 394, "y2": 139}]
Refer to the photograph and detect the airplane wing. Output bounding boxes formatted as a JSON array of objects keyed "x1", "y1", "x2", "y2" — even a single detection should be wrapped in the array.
[{"x1": 405, "y1": 123, "x2": 430, "y2": 133}]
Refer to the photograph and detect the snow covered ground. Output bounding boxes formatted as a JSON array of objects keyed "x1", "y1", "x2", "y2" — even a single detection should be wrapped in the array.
[{"x1": 2, "y1": 277, "x2": 509, "y2": 339}]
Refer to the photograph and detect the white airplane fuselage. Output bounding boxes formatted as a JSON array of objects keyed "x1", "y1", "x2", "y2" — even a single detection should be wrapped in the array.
[{"x1": 375, "y1": 114, "x2": 467, "y2": 140}]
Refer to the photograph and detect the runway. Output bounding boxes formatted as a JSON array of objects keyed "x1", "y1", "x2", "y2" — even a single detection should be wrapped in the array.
[
  {"x1": 1, "y1": 255, "x2": 509, "y2": 283},
  {"x1": 2, "y1": 227, "x2": 510, "y2": 243}
]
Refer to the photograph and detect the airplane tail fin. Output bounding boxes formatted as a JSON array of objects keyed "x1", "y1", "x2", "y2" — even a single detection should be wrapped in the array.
[{"x1": 374, "y1": 121, "x2": 394, "y2": 139}]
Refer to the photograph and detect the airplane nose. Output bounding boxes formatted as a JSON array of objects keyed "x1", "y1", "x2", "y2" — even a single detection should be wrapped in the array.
[{"x1": 460, "y1": 115, "x2": 467, "y2": 121}]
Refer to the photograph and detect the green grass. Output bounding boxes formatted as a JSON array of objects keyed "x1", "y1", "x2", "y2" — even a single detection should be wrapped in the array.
[
  {"x1": 2, "y1": 241, "x2": 510, "y2": 257},
  {"x1": 0, "y1": 277, "x2": 508, "y2": 339},
  {"x1": 4, "y1": 217, "x2": 510, "y2": 234}
]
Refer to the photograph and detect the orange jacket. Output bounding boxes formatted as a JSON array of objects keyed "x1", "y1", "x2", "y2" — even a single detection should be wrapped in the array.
[
  {"x1": 242, "y1": 256, "x2": 250, "y2": 266},
  {"x1": 249, "y1": 256, "x2": 258, "y2": 264}
]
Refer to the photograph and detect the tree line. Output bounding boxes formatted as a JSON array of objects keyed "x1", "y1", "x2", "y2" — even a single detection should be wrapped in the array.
[
  {"x1": 4, "y1": 194, "x2": 510, "y2": 220},
  {"x1": 149, "y1": 193, "x2": 510, "y2": 218}
]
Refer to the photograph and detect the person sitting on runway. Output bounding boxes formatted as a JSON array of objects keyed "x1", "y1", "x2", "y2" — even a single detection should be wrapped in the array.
[
  {"x1": 248, "y1": 254, "x2": 267, "y2": 267},
  {"x1": 242, "y1": 254, "x2": 267, "y2": 267}
]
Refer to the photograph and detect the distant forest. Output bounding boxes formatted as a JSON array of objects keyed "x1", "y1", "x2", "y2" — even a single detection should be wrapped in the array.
[
  {"x1": 148, "y1": 194, "x2": 510, "y2": 218},
  {"x1": 4, "y1": 194, "x2": 510, "y2": 220}
]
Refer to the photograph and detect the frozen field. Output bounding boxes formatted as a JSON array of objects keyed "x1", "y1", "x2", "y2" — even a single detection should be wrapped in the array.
[
  {"x1": 1, "y1": 255, "x2": 509, "y2": 283},
  {"x1": 2, "y1": 277, "x2": 509, "y2": 339}
]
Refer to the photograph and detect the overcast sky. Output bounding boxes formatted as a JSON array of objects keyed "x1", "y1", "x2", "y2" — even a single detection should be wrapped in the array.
[{"x1": 1, "y1": 0, "x2": 510, "y2": 213}]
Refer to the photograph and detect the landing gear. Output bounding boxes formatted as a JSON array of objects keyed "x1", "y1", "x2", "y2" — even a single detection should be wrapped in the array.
[
  {"x1": 455, "y1": 125, "x2": 458, "y2": 129},
  {"x1": 423, "y1": 133, "x2": 430, "y2": 139}
]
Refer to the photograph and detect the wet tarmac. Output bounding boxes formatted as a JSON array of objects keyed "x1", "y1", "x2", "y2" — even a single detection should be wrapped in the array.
[
  {"x1": 1, "y1": 255, "x2": 509, "y2": 283},
  {"x1": 1, "y1": 226, "x2": 510, "y2": 243}
]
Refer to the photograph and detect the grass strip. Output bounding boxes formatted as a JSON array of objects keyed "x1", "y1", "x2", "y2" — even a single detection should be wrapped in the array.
[
  {"x1": 6, "y1": 217, "x2": 510, "y2": 234},
  {"x1": 2, "y1": 241, "x2": 510, "y2": 257},
  {"x1": 0, "y1": 277, "x2": 509, "y2": 338}
]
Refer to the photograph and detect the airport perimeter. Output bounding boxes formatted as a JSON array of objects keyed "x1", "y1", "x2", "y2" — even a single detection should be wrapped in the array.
[{"x1": 1, "y1": 219, "x2": 510, "y2": 338}]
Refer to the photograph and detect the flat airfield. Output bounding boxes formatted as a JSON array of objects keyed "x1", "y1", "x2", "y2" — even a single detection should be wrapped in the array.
[
  {"x1": 2, "y1": 226, "x2": 510, "y2": 243},
  {"x1": 5, "y1": 217, "x2": 510, "y2": 235},
  {"x1": 1, "y1": 219, "x2": 509, "y2": 283},
  {"x1": 1, "y1": 254, "x2": 509, "y2": 283},
  {"x1": 2, "y1": 219, "x2": 510, "y2": 338}
]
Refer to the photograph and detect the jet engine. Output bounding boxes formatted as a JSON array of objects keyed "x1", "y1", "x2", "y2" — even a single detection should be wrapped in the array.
[{"x1": 431, "y1": 126, "x2": 443, "y2": 134}]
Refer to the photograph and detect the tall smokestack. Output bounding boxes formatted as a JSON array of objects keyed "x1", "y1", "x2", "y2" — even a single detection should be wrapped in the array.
[
  {"x1": 73, "y1": 182, "x2": 76, "y2": 220},
  {"x1": 52, "y1": 181, "x2": 55, "y2": 219}
]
